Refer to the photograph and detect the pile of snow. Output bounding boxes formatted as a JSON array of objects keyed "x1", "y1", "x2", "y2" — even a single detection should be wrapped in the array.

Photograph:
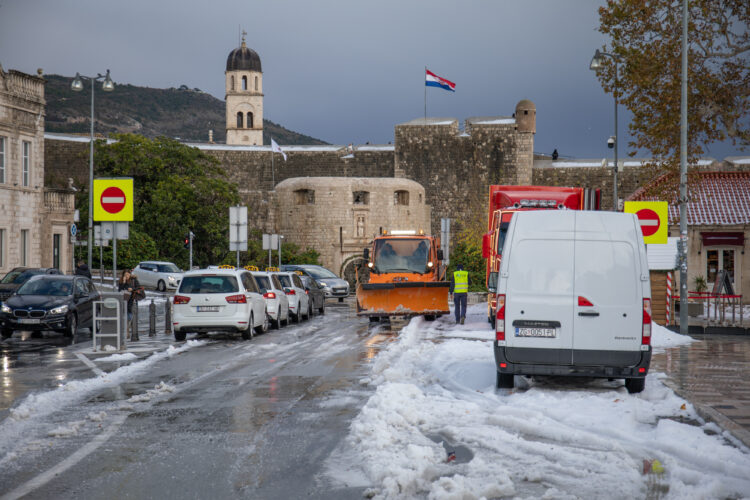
[
  {"x1": 651, "y1": 322, "x2": 696, "y2": 351},
  {"x1": 334, "y1": 304, "x2": 749, "y2": 499},
  {"x1": 95, "y1": 352, "x2": 138, "y2": 363}
]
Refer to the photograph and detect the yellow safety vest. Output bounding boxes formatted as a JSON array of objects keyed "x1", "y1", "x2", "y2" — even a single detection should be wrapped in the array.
[{"x1": 453, "y1": 270, "x2": 469, "y2": 293}]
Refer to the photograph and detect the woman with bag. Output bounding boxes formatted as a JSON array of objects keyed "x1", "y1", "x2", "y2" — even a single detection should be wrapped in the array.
[{"x1": 118, "y1": 269, "x2": 143, "y2": 339}]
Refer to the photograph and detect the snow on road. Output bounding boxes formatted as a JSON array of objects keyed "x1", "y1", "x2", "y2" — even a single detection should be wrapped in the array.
[{"x1": 335, "y1": 304, "x2": 750, "y2": 499}]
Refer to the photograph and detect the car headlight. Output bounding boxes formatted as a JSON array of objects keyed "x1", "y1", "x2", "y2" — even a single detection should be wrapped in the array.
[
  {"x1": 168, "y1": 276, "x2": 177, "y2": 282},
  {"x1": 1, "y1": 304, "x2": 11, "y2": 314},
  {"x1": 50, "y1": 305, "x2": 68, "y2": 315}
]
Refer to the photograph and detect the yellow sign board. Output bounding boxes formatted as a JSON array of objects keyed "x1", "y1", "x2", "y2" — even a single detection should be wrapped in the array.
[
  {"x1": 93, "y1": 178, "x2": 134, "y2": 221},
  {"x1": 623, "y1": 201, "x2": 668, "y2": 244}
]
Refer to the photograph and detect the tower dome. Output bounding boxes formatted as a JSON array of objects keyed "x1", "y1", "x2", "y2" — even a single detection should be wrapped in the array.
[{"x1": 226, "y1": 41, "x2": 262, "y2": 72}]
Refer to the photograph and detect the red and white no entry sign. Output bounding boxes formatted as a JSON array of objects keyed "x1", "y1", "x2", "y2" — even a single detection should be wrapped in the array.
[
  {"x1": 100, "y1": 186, "x2": 127, "y2": 214},
  {"x1": 635, "y1": 208, "x2": 660, "y2": 237}
]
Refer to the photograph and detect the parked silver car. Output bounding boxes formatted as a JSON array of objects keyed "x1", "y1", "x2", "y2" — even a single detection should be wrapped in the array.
[{"x1": 131, "y1": 261, "x2": 183, "y2": 292}]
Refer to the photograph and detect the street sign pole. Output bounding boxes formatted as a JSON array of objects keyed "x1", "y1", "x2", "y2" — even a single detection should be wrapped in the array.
[
  {"x1": 189, "y1": 231, "x2": 194, "y2": 270},
  {"x1": 112, "y1": 223, "x2": 118, "y2": 291}
]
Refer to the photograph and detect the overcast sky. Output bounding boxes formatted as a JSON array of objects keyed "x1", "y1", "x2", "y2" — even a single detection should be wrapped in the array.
[{"x1": 0, "y1": 0, "x2": 744, "y2": 160}]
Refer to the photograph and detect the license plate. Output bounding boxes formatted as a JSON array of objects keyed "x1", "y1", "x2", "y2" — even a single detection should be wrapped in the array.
[
  {"x1": 196, "y1": 306, "x2": 220, "y2": 312},
  {"x1": 18, "y1": 318, "x2": 41, "y2": 324},
  {"x1": 515, "y1": 327, "x2": 556, "y2": 338}
]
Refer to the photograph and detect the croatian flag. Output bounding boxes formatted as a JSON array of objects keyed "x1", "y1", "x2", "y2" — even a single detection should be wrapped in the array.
[{"x1": 425, "y1": 69, "x2": 456, "y2": 92}]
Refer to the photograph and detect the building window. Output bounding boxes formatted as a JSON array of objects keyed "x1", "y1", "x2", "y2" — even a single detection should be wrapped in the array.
[
  {"x1": 21, "y1": 229, "x2": 28, "y2": 266},
  {"x1": 242, "y1": 76, "x2": 247, "y2": 90},
  {"x1": 236, "y1": 112, "x2": 243, "y2": 128},
  {"x1": 0, "y1": 229, "x2": 5, "y2": 267},
  {"x1": 0, "y1": 136, "x2": 5, "y2": 183},
  {"x1": 394, "y1": 190, "x2": 409, "y2": 206},
  {"x1": 353, "y1": 191, "x2": 369, "y2": 205},
  {"x1": 248, "y1": 112, "x2": 254, "y2": 128},
  {"x1": 294, "y1": 189, "x2": 315, "y2": 205},
  {"x1": 419, "y1": 193, "x2": 423, "y2": 204},
  {"x1": 231, "y1": 75, "x2": 235, "y2": 90},
  {"x1": 254, "y1": 76, "x2": 258, "y2": 91},
  {"x1": 22, "y1": 141, "x2": 30, "y2": 187},
  {"x1": 706, "y1": 249, "x2": 736, "y2": 291}
]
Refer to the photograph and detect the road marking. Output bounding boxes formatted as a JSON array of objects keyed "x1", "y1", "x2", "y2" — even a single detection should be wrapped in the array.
[
  {"x1": 75, "y1": 352, "x2": 105, "y2": 377},
  {"x1": 1, "y1": 414, "x2": 128, "y2": 500}
]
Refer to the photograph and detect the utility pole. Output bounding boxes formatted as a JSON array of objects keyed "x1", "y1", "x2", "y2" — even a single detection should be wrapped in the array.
[{"x1": 678, "y1": 0, "x2": 689, "y2": 335}]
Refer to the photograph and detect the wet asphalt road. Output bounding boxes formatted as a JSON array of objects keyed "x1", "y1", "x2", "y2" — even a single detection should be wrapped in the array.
[{"x1": 0, "y1": 300, "x2": 393, "y2": 499}]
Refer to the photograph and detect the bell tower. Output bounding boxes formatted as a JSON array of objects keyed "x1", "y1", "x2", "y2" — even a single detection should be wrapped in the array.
[{"x1": 225, "y1": 31, "x2": 263, "y2": 145}]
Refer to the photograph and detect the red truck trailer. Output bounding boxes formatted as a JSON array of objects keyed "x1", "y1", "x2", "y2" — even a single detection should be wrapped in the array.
[{"x1": 482, "y1": 185, "x2": 600, "y2": 325}]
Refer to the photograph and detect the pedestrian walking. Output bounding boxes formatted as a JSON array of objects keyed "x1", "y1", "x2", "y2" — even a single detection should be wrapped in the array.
[
  {"x1": 74, "y1": 260, "x2": 92, "y2": 279},
  {"x1": 118, "y1": 268, "x2": 143, "y2": 339},
  {"x1": 450, "y1": 263, "x2": 470, "y2": 324}
]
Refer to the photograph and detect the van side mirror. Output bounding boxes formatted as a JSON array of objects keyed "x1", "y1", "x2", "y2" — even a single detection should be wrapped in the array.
[
  {"x1": 482, "y1": 233, "x2": 491, "y2": 259},
  {"x1": 363, "y1": 248, "x2": 369, "y2": 260},
  {"x1": 487, "y1": 272, "x2": 498, "y2": 294},
  {"x1": 437, "y1": 249, "x2": 444, "y2": 261}
]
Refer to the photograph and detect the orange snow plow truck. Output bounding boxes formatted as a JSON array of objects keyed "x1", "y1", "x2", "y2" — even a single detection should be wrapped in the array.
[{"x1": 356, "y1": 231, "x2": 450, "y2": 321}]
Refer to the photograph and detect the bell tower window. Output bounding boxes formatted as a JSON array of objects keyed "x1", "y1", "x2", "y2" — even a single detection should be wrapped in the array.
[
  {"x1": 255, "y1": 76, "x2": 258, "y2": 91},
  {"x1": 231, "y1": 75, "x2": 235, "y2": 90},
  {"x1": 247, "y1": 112, "x2": 254, "y2": 128},
  {"x1": 242, "y1": 76, "x2": 247, "y2": 90},
  {"x1": 236, "y1": 112, "x2": 243, "y2": 128}
]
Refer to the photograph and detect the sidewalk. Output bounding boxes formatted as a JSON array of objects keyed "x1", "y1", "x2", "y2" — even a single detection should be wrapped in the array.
[{"x1": 651, "y1": 334, "x2": 750, "y2": 449}]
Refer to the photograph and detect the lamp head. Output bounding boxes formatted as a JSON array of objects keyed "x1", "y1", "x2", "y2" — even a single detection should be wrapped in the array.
[
  {"x1": 608, "y1": 136, "x2": 616, "y2": 149},
  {"x1": 589, "y1": 49, "x2": 603, "y2": 71},
  {"x1": 102, "y1": 69, "x2": 114, "y2": 92},
  {"x1": 70, "y1": 73, "x2": 84, "y2": 92}
]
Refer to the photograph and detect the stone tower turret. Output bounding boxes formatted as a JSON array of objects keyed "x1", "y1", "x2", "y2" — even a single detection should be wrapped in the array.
[
  {"x1": 225, "y1": 33, "x2": 263, "y2": 145},
  {"x1": 515, "y1": 99, "x2": 536, "y2": 184}
]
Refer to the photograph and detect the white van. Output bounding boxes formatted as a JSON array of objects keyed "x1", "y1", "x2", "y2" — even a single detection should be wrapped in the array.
[{"x1": 491, "y1": 210, "x2": 652, "y2": 393}]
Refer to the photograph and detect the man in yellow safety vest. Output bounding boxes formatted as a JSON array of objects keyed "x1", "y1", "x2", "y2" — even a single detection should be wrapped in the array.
[{"x1": 450, "y1": 264, "x2": 471, "y2": 324}]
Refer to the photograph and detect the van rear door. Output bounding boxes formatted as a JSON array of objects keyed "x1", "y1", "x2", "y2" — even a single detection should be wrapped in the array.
[
  {"x1": 572, "y1": 212, "x2": 642, "y2": 365},
  {"x1": 504, "y1": 212, "x2": 575, "y2": 365}
]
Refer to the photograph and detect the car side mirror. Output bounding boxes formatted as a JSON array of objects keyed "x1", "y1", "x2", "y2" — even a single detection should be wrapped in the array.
[
  {"x1": 363, "y1": 248, "x2": 369, "y2": 260},
  {"x1": 437, "y1": 249, "x2": 444, "y2": 261},
  {"x1": 487, "y1": 272, "x2": 498, "y2": 294}
]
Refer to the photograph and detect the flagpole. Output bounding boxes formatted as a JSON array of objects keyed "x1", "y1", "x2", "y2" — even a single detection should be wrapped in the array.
[
  {"x1": 271, "y1": 142, "x2": 275, "y2": 187},
  {"x1": 424, "y1": 66, "x2": 427, "y2": 121}
]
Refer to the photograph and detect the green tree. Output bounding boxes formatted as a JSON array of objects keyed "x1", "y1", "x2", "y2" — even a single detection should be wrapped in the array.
[
  {"x1": 596, "y1": 0, "x2": 749, "y2": 184},
  {"x1": 85, "y1": 134, "x2": 240, "y2": 268},
  {"x1": 220, "y1": 230, "x2": 320, "y2": 269}
]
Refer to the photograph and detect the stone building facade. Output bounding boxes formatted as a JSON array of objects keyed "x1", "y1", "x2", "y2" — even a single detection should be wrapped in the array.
[
  {"x1": 275, "y1": 177, "x2": 430, "y2": 278},
  {"x1": 1, "y1": 65, "x2": 75, "y2": 276}
]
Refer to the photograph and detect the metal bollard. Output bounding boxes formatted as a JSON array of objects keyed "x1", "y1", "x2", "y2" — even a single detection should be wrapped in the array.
[
  {"x1": 164, "y1": 299, "x2": 172, "y2": 335},
  {"x1": 132, "y1": 302, "x2": 140, "y2": 341},
  {"x1": 149, "y1": 299, "x2": 156, "y2": 337}
]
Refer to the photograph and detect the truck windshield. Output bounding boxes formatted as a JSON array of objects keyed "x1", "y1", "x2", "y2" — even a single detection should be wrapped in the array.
[{"x1": 373, "y1": 238, "x2": 429, "y2": 274}]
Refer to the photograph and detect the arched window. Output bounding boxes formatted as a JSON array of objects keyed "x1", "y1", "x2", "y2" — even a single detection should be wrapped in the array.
[
  {"x1": 254, "y1": 76, "x2": 258, "y2": 91},
  {"x1": 231, "y1": 75, "x2": 235, "y2": 90},
  {"x1": 247, "y1": 112, "x2": 254, "y2": 128},
  {"x1": 236, "y1": 112, "x2": 243, "y2": 128},
  {"x1": 242, "y1": 76, "x2": 247, "y2": 90}
]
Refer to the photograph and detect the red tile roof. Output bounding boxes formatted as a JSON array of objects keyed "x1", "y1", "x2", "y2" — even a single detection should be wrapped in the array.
[{"x1": 628, "y1": 172, "x2": 750, "y2": 226}]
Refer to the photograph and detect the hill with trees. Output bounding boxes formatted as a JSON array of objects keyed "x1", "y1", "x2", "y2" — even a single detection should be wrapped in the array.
[{"x1": 44, "y1": 74, "x2": 327, "y2": 145}]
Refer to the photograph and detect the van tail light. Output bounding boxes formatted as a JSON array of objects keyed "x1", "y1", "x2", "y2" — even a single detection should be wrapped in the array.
[
  {"x1": 578, "y1": 296, "x2": 593, "y2": 307},
  {"x1": 642, "y1": 298, "x2": 652, "y2": 345},
  {"x1": 226, "y1": 294, "x2": 247, "y2": 304},
  {"x1": 173, "y1": 295, "x2": 191, "y2": 304},
  {"x1": 263, "y1": 292, "x2": 276, "y2": 299},
  {"x1": 495, "y1": 294, "x2": 506, "y2": 341},
  {"x1": 286, "y1": 289, "x2": 296, "y2": 295}
]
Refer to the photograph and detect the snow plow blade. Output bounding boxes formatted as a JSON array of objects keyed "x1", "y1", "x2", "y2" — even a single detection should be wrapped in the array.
[{"x1": 356, "y1": 281, "x2": 450, "y2": 317}]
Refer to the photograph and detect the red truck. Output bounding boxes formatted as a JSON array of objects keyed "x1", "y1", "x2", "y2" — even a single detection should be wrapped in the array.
[{"x1": 481, "y1": 185, "x2": 600, "y2": 325}]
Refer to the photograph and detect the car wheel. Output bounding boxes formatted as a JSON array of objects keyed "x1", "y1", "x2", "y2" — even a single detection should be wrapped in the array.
[
  {"x1": 424, "y1": 315, "x2": 435, "y2": 321},
  {"x1": 272, "y1": 309, "x2": 282, "y2": 329},
  {"x1": 625, "y1": 377, "x2": 645, "y2": 394},
  {"x1": 63, "y1": 314, "x2": 78, "y2": 337},
  {"x1": 369, "y1": 316, "x2": 380, "y2": 323},
  {"x1": 157, "y1": 280, "x2": 166, "y2": 292},
  {"x1": 496, "y1": 372, "x2": 514, "y2": 389},
  {"x1": 1, "y1": 329, "x2": 13, "y2": 339},
  {"x1": 242, "y1": 314, "x2": 254, "y2": 340},
  {"x1": 307, "y1": 303, "x2": 312, "y2": 320},
  {"x1": 174, "y1": 330, "x2": 187, "y2": 341},
  {"x1": 292, "y1": 310, "x2": 300, "y2": 323},
  {"x1": 319, "y1": 302, "x2": 325, "y2": 315},
  {"x1": 255, "y1": 313, "x2": 269, "y2": 334},
  {"x1": 338, "y1": 297, "x2": 344, "y2": 303}
]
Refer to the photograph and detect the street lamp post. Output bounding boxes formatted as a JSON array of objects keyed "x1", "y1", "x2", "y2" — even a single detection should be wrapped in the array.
[
  {"x1": 71, "y1": 70, "x2": 114, "y2": 272},
  {"x1": 590, "y1": 49, "x2": 620, "y2": 210}
]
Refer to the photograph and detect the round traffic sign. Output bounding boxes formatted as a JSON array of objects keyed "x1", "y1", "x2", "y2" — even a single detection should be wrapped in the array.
[
  {"x1": 636, "y1": 208, "x2": 660, "y2": 237},
  {"x1": 100, "y1": 186, "x2": 127, "y2": 214}
]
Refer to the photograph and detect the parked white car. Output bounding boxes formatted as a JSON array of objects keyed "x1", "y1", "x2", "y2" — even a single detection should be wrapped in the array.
[
  {"x1": 274, "y1": 271, "x2": 311, "y2": 322},
  {"x1": 251, "y1": 271, "x2": 290, "y2": 329},
  {"x1": 492, "y1": 210, "x2": 652, "y2": 394},
  {"x1": 132, "y1": 261, "x2": 183, "y2": 292},
  {"x1": 172, "y1": 268, "x2": 268, "y2": 341}
]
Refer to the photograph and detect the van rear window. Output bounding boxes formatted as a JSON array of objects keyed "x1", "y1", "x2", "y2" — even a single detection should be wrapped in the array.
[
  {"x1": 180, "y1": 276, "x2": 238, "y2": 294},
  {"x1": 575, "y1": 241, "x2": 637, "y2": 305}
]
